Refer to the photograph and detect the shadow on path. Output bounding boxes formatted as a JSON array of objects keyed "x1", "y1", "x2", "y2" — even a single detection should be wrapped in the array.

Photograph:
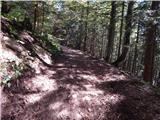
[{"x1": 2, "y1": 46, "x2": 160, "y2": 120}]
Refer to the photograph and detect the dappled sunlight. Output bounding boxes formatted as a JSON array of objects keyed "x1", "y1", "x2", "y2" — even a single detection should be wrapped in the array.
[
  {"x1": 24, "y1": 93, "x2": 46, "y2": 104},
  {"x1": 56, "y1": 63, "x2": 64, "y2": 67},
  {"x1": 26, "y1": 75, "x2": 58, "y2": 92},
  {"x1": 2, "y1": 35, "x2": 10, "y2": 41},
  {"x1": 62, "y1": 46, "x2": 83, "y2": 55},
  {"x1": 45, "y1": 69, "x2": 56, "y2": 76},
  {"x1": 79, "y1": 70, "x2": 91, "y2": 74},
  {"x1": 33, "y1": 45, "x2": 52, "y2": 65},
  {"x1": 1, "y1": 42, "x2": 144, "y2": 120},
  {"x1": 1, "y1": 49, "x2": 20, "y2": 62},
  {"x1": 76, "y1": 50, "x2": 83, "y2": 55},
  {"x1": 78, "y1": 74, "x2": 101, "y2": 83},
  {"x1": 49, "y1": 101, "x2": 64, "y2": 110},
  {"x1": 2, "y1": 35, "x2": 160, "y2": 120},
  {"x1": 57, "y1": 68, "x2": 68, "y2": 71},
  {"x1": 1, "y1": 35, "x2": 21, "y2": 62},
  {"x1": 103, "y1": 73, "x2": 127, "y2": 81},
  {"x1": 1, "y1": 0, "x2": 160, "y2": 119},
  {"x1": 1, "y1": 90, "x2": 9, "y2": 104},
  {"x1": 69, "y1": 84, "x2": 125, "y2": 106},
  {"x1": 39, "y1": 52, "x2": 52, "y2": 64},
  {"x1": 29, "y1": 58, "x2": 41, "y2": 74},
  {"x1": 46, "y1": 83, "x2": 125, "y2": 120},
  {"x1": 20, "y1": 32, "x2": 34, "y2": 43},
  {"x1": 79, "y1": 89, "x2": 104, "y2": 97},
  {"x1": 56, "y1": 108, "x2": 71, "y2": 119}
]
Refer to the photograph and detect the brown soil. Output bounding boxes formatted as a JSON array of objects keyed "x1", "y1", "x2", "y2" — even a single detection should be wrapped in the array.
[{"x1": 1, "y1": 46, "x2": 160, "y2": 120}]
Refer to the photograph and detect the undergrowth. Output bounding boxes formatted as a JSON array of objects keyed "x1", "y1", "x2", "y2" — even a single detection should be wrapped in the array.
[
  {"x1": 35, "y1": 32, "x2": 61, "y2": 56},
  {"x1": 0, "y1": 59, "x2": 28, "y2": 88}
]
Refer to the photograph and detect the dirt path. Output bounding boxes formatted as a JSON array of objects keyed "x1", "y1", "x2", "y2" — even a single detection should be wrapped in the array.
[{"x1": 1, "y1": 46, "x2": 160, "y2": 120}]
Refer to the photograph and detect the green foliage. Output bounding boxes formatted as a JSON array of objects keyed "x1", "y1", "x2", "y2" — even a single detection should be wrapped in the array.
[
  {"x1": 4, "y1": 5, "x2": 26, "y2": 22},
  {"x1": 9, "y1": 24, "x2": 19, "y2": 39},
  {"x1": 39, "y1": 33, "x2": 61, "y2": 55},
  {"x1": 1, "y1": 75, "x2": 12, "y2": 87},
  {"x1": 0, "y1": 61, "x2": 26, "y2": 87}
]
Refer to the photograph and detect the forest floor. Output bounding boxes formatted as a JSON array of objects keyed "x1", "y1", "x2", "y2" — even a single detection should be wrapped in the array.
[{"x1": 1, "y1": 46, "x2": 160, "y2": 120}]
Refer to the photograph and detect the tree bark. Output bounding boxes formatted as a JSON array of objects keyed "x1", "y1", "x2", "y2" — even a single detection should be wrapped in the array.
[
  {"x1": 90, "y1": 7, "x2": 97, "y2": 56},
  {"x1": 143, "y1": 1, "x2": 160, "y2": 83},
  {"x1": 76, "y1": 8, "x2": 84, "y2": 50},
  {"x1": 100, "y1": 29, "x2": 105, "y2": 58},
  {"x1": 126, "y1": 52, "x2": 132, "y2": 72},
  {"x1": 112, "y1": 1, "x2": 134, "y2": 67},
  {"x1": 117, "y1": 1, "x2": 125, "y2": 58},
  {"x1": 34, "y1": 2, "x2": 38, "y2": 31},
  {"x1": 105, "y1": 1, "x2": 117, "y2": 62},
  {"x1": 83, "y1": 1, "x2": 89, "y2": 51},
  {"x1": 132, "y1": 21, "x2": 140, "y2": 74},
  {"x1": 41, "y1": 1, "x2": 45, "y2": 33}
]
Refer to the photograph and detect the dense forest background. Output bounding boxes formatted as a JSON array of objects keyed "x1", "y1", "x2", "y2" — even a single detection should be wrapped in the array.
[
  {"x1": 1, "y1": 1, "x2": 160, "y2": 85},
  {"x1": 1, "y1": 1, "x2": 160, "y2": 120}
]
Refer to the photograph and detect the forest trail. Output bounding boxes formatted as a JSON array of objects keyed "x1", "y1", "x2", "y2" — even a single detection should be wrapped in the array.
[{"x1": 1, "y1": 46, "x2": 160, "y2": 120}]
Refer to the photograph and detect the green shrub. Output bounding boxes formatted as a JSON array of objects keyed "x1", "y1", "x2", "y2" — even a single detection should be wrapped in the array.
[
  {"x1": 0, "y1": 61, "x2": 26, "y2": 87},
  {"x1": 3, "y1": 5, "x2": 25, "y2": 22},
  {"x1": 39, "y1": 33, "x2": 61, "y2": 55}
]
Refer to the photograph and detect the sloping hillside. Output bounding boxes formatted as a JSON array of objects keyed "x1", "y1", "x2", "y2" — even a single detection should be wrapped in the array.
[
  {"x1": 1, "y1": 16, "x2": 60, "y2": 76},
  {"x1": 1, "y1": 17, "x2": 160, "y2": 120}
]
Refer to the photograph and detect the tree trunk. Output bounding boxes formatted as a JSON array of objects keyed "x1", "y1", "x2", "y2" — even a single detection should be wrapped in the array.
[
  {"x1": 117, "y1": 1, "x2": 125, "y2": 58},
  {"x1": 34, "y1": 2, "x2": 38, "y2": 31},
  {"x1": 112, "y1": 1, "x2": 134, "y2": 67},
  {"x1": 127, "y1": 52, "x2": 133, "y2": 72},
  {"x1": 105, "y1": 1, "x2": 117, "y2": 62},
  {"x1": 41, "y1": 1, "x2": 45, "y2": 33},
  {"x1": 100, "y1": 29, "x2": 105, "y2": 58},
  {"x1": 143, "y1": 1, "x2": 160, "y2": 83},
  {"x1": 132, "y1": 21, "x2": 140, "y2": 74},
  {"x1": 90, "y1": 7, "x2": 97, "y2": 56},
  {"x1": 76, "y1": 8, "x2": 84, "y2": 50},
  {"x1": 83, "y1": 1, "x2": 89, "y2": 51}
]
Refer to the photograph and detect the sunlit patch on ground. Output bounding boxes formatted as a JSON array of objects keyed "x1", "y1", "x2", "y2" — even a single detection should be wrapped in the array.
[
  {"x1": 47, "y1": 84, "x2": 125, "y2": 120},
  {"x1": 78, "y1": 74, "x2": 100, "y2": 83},
  {"x1": 56, "y1": 63, "x2": 64, "y2": 67},
  {"x1": 25, "y1": 75, "x2": 58, "y2": 92},
  {"x1": 103, "y1": 73, "x2": 127, "y2": 81},
  {"x1": 1, "y1": 87, "x2": 8, "y2": 104},
  {"x1": 1, "y1": 41, "x2": 21, "y2": 63},
  {"x1": 24, "y1": 93, "x2": 46, "y2": 104}
]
